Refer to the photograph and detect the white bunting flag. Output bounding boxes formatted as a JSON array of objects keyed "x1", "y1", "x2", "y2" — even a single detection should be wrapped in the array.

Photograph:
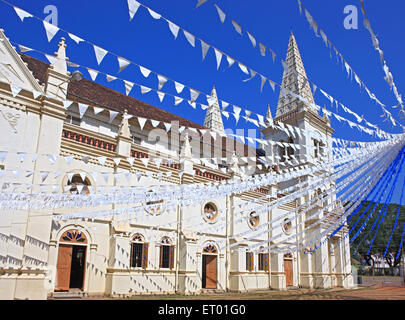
[
  {"x1": 164, "y1": 122, "x2": 172, "y2": 132},
  {"x1": 87, "y1": 68, "x2": 99, "y2": 81},
  {"x1": 17, "y1": 153, "x2": 27, "y2": 163},
  {"x1": 141, "y1": 158, "x2": 149, "y2": 168},
  {"x1": 48, "y1": 154, "x2": 57, "y2": 165},
  {"x1": 140, "y1": 85, "x2": 152, "y2": 94},
  {"x1": 151, "y1": 120, "x2": 160, "y2": 127},
  {"x1": 260, "y1": 75, "x2": 267, "y2": 92},
  {"x1": 18, "y1": 44, "x2": 32, "y2": 52},
  {"x1": 167, "y1": 21, "x2": 180, "y2": 39},
  {"x1": 247, "y1": 31, "x2": 256, "y2": 48},
  {"x1": 196, "y1": 0, "x2": 208, "y2": 7},
  {"x1": 78, "y1": 103, "x2": 88, "y2": 118},
  {"x1": 64, "y1": 155, "x2": 73, "y2": 164},
  {"x1": 139, "y1": 65, "x2": 151, "y2": 78},
  {"x1": 117, "y1": 57, "x2": 130, "y2": 73},
  {"x1": 190, "y1": 88, "x2": 200, "y2": 101},
  {"x1": 214, "y1": 48, "x2": 222, "y2": 70},
  {"x1": 43, "y1": 21, "x2": 59, "y2": 42},
  {"x1": 201, "y1": 40, "x2": 210, "y2": 61},
  {"x1": 157, "y1": 91, "x2": 165, "y2": 102},
  {"x1": 113, "y1": 158, "x2": 121, "y2": 166},
  {"x1": 157, "y1": 74, "x2": 168, "y2": 90},
  {"x1": 214, "y1": 4, "x2": 226, "y2": 23},
  {"x1": 68, "y1": 33, "x2": 84, "y2": 44},
  {"x1": 269, "y1": 80, "x2": 276, "y2": 91},
  {"x1": 154, "y1": 158, "x2": 162, "y2": 169},
  {"x1": 126, "y1": 157, "x2": 135, "y2": 166},
  {"x1": 93, "y1": 45, "x2": 108, "y2": 65},
  {"x1": 45, "y1": 54, "x2": 57, "y2": 65},
  {"x1": 127, "y1": 0, "x2": 141, "y2": 21},
  {"x1": 226, "y1": 55, "x2": 235, "y2": 68},
  {"x1": 109, "y1": 111, "x2": 119, "y2": 123},
  {"x1": 97, "y1": 156, "x2": 107, "y2": 166},
  {"x1": 106, "y1": 74, "x2": 117, "y2": 82},
  {"x1": 32, "y1": 90, "x2": 42, "y2": 99},
  {"x1": 93, "y1": 106, "x2": 104, "y2": 115},
  {"x1": 14, "y1": 7, "x2": 33, "y2": 21},
  {"x1": 102, "y1": 173, "x2": 109, "y2": 183},
  {"x1": 40, "y1": 171, "x2": 49, "y2": 183},
  {"x1": 259, "y1": 43, "x2": 266, "y2": 56},
  {"x1": 137, "y1": 117, "x2": 147, "y2": 130},
  {"x1": 10, "y1": 85, "x2": 22, "y2": 97},
  {"x1": 174, "y1": 81, "x2": 185, "y2": 94},
  {"x1": 184, "y1": 30, "x2": 195, "y2": 47},
  {"x1": 231, "y1": 20, "x2": 242, "y2": 35},
  {"x1": 238, "y1": 62, "x2": 249, "y2": 74},
  {"x1": 124, "y1": 80, "x2": 134, "y2": 95},
  {"x1": 174, "y1": 96, "x2": 183, "y2": 106},
  {"x1": 147, "y1": 8, "x2": 161, "y2": 19}
]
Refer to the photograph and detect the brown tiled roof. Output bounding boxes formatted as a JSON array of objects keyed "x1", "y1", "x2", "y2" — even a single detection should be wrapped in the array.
[{"x1": 20, "y1": 53, "x2": 256, "y2": 156}]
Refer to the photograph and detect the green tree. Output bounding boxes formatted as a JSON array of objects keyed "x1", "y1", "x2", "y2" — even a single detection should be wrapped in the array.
[{"x1": 347, "y1": 201, "x2": 405, "y2": 267}]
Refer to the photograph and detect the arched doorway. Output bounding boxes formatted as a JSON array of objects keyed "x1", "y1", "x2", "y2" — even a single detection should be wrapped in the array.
[
  {"x1": 56, "y1": 229, "x2": 87, "y2": 291},
  {"x1": 284, "y1": 253, "x2": 293, "y2": 287},
  {"x1": 202, "y1": 244, "x2": 218, "y2": 289}
]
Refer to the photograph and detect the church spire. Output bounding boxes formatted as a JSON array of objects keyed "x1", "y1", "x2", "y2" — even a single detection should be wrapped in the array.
[
  {"x1": 266, "y1": 104, "x2": 273, "y2": 122},
  {"x1": 275, "y1": 31, "x2": 315, "y2": 118},
  {"x1": 203, "y1": 84, "x2": 225, "y2": 134}
]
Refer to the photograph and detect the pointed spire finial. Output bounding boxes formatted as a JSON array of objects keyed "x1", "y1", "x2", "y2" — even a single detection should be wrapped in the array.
[
  {"x1": 52, "y1": 37, "x2": 68, "y2": 75},
  {"x1": 266, "y1": 104, "x2": 273, "y2": 120},
  {"x1": 204, "y1": 84, "x2": 225, "y2": 134}
]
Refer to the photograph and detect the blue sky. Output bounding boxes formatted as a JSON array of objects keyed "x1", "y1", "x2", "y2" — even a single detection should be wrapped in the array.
[{"x1": 0, "y1": 0, "x2": 404, "y2": 203}]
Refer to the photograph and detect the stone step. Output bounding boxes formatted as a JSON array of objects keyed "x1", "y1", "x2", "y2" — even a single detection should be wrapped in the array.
[{"x1": 51, "y1": 291, "x2": 86, "y2": 299}]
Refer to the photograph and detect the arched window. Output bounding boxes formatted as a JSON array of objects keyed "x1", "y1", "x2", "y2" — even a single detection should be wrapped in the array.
[
  {"x1": 258, "y1": 247, "x2": 269, "y2": 271},
  {"x1": 248, "y1": 211, "x2": 260, "y2": 228},
  {"x1": 160, "y1": 237, "x2": 174, "y2": 269},
  {"x1": 130, "y1": 233, "x2": 148, "y2": 269},
  {"x1": 202, "y1": 244, "x2": 218, "y2": 254},
  {"x1": 67, "y1": 174, "x2": 91, "y2": 195},
  {"x1": 246, "y1": 251, "x2": 254, "y2": 271},
  {"x1": 60, "y1": 229, "x2": 87, "y2": 244},
  {"x1": 203, "y1": 202, "x2": 218, "y2": 222}
]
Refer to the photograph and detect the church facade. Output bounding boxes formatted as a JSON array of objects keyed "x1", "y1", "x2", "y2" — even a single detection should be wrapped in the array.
[{"x1": 0, "y1": 27, "x2": 353, "y2": 299}]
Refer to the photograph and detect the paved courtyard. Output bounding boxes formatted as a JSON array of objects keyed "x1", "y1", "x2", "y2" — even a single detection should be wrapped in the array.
[{"x1": 60, "y1": 285, "x2": 405, "y2": 300}]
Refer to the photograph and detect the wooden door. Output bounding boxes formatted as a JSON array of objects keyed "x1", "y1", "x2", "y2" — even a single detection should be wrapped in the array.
[
  {"x1": 284, "y1": 259, "x2": 293, "y2": 287},
  {"x1": 203, "y1": 255, "x2": 217, "y2": 289},
  {"x1": 56, "y1": 244, "x2": 73, "y2": 291}
]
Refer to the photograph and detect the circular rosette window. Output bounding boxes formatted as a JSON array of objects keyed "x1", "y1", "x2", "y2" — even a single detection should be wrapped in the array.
[
  {"x1": 202, "y1": 202, "x2": 219, "y2": 224},
  {"x1": 247, "y1": 211, "x2": 260, "y2": 229},
  {"x1": 282, "y1": 218, "x2": 293, "y2": 235}
]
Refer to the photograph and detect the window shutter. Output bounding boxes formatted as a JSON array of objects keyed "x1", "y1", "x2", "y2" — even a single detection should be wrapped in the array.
[
  {"x1": 129, "y1": 243, "x2": 134, "y2": 268},
  {"x1": 248, "y1": 252, "x2": 254, "y2": 271},
  {"x1": 169, "y1": 245, "x2": 175, "y2": 269},
  {"x1": 142, "y1": 243, "x2": 149, "y2": 269},
  {"x1": 159, "y1": 245, "x2": 163, "y2": 268},
  {"x1": 264, "y1": 253, "x2": 269, "y2": 272}
]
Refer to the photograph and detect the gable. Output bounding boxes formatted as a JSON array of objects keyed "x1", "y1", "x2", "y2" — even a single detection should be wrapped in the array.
[{"x1": 0, "y1": 30, "x2": 43, "y2": 93}]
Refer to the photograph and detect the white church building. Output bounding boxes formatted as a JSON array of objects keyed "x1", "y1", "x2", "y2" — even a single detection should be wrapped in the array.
[{"x1": 0, "y1": 27, "x2": 353, "y2": 299}]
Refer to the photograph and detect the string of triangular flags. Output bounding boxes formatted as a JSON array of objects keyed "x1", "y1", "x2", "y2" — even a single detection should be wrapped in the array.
[
  {"x1": 297, "y1": 0, "x2": 404, "y2": 127},
  {"x1": 358, "y1": 0, "x2": 404, "y2": 117},
  {"x1": 4, "y1": 3, "x2": 399, "y2": 140},
  {"x1": 198, "y1": 2, "x2": 404, "y2": 130}
]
